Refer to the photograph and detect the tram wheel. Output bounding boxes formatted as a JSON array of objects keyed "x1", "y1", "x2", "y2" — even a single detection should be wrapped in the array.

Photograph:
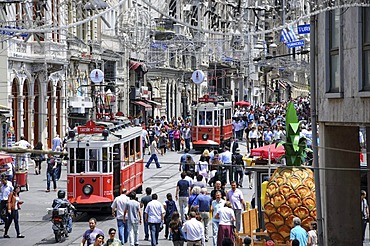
[{"x1": 135, "y1": 185, "x2": 143, "y2": 194}]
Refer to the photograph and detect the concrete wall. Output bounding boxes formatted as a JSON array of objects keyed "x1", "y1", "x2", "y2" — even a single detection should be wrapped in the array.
[
  {"x1": 316, "y1": 7, "x2": 370, "y2": 124},
  {"x1": 319, "y1": 125, "x2": 361, "y2": 245}
]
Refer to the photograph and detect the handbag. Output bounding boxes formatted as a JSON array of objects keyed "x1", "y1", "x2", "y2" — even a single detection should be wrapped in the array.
[{"x1": 178, "y1": 224, "x2": 187, "y2": 241}]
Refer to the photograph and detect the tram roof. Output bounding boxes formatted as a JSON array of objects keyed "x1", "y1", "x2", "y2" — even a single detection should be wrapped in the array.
[
  {"x1": 193, "y1": 101, "x2": 233, "y2": 109},
  {"x1": 67, "y1": 126, "x2": 142, "y2": 146}
]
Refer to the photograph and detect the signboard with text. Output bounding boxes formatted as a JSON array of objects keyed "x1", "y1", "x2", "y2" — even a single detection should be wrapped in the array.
[
  {"x1": 297, "y1": 24, "x2": 310, "y2": 34},
  {"x1": 77, "y1": 121, "x2": 105, "y2": 134},
  {"x1": 286, "y1": 40, "x2": 305, "y2": 49}
]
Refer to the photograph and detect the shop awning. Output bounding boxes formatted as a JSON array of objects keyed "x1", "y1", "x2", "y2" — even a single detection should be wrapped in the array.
[
  {"x1": 132, "y1": 100, "x2": 152, "y2": 110},
  {"x1": 129, "y1": 61, "x2": 148, "y2": 73},
  {"x1": 145, "y1": 99, "x2": 161, "y2": 107}
]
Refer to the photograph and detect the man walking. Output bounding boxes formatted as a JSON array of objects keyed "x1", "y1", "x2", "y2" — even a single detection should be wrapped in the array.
[
  {"x1": 140, "y1": 187, "x2": 152, "y2": 241},
  {"x1": 290, "y1": 217, "x2": 308, "y2": 246},
  {"x1": 197, "y1": 187, "x2": 212, "y2": 242},
  {"x1": 0, "y1": 174, "x2": 13, "y2": 226},
  {"x1": 80, "y1": 218, "x2": 104, "y2": 246},
  {"x1": 232, "y1": 148, "x2": 244, "y2": 188},
  {"x1": 145, "y1": 194, "x2": 165, "y2": 246},
  {"x1": 220, "y1": 146, "x2": 233, "y2": 185},
  {"x1": 111, "y1": 188, "x2": 129, "y2": 244},
  {"x1": 145, "y1": 136, "x2": 162, "y2": 169},
  {"x1": 124, "y1": 191, "x2": 141, "y2": 246},
  {"x1": 226, "y1": 181, "x2": 246, "y2": 232},
  {"x1": 175, "y1": 172, "x2": 190, "y2": 222},
  {"x1": 182, "y1": 211, "x2": 205, "y2": 246},
  {"x1": 211, "y1": 191, "x2": 226, "y2": 246}
]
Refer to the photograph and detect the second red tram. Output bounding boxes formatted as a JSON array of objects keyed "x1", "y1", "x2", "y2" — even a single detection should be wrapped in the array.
[
  {"x1": 191, "y1": 95, "x2": 233, "y2": 151},
  {"x1": 66, "y1": 120, "x2": 143, "y2": 211}
]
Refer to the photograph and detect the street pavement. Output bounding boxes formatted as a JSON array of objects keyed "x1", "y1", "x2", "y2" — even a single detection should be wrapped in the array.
[{"x1": 0, "y1": 143, "x2": 257, "y2": 245}]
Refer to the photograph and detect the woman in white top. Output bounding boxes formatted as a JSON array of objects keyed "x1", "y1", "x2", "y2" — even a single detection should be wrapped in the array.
[
  {"x1": 307, "y1": 221, "x2": 318, "y2": 246},
  {"x1": 215, "y1": 201, "x2": 235, "y2": 246},
  {"x1": 195, "y1": 155, "x2": 209, "y2": 183}
]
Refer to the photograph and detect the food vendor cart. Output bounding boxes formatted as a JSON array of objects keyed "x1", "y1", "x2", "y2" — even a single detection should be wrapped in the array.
[
  {"x1": 0, "y1": 154, "x2": 13, "y2": 179},
  {"x1": 14, "y1": 153, "x2": 29, "y2": 191}
]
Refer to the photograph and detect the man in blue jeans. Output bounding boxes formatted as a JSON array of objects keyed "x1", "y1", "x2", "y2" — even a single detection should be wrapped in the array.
[
  {"x1": 145, "y1": 194, "x2": 165, "y2": 246},
  {"x1": 111, "y1": 188, "x2": 129, "y2": 244},
  {"x1": 145, "y1": 136, "x2": 162, "y2": 168}
]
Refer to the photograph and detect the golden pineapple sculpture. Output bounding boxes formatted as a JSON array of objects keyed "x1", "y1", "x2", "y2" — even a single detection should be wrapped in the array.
[{"x1": 263, "y1": 103, "x2": 316, "y2": 243}]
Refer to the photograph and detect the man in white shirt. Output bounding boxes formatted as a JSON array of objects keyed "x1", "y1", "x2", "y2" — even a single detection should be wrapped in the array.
[
  {"x1": 182, "y1": 211, "x2": 205, "y2": 246},
  {"x1": 145, "y1": 194, "x2": 165, "y2": 246},
  {"x1": 111, "y1": 188, "x2": 129, "y2": 244},
  {"x1": 0, "y1": 174, "x2": 13, "y2": 226},
  {"x1": 226, "y1": 181, "x2": 246, "y2": 232},
  {"x1": 15, "y1": 136, "x2": 31, "y2": 170},
  {"x1": 220, "y1": 146, "x2": 233, "y2": 185},
  {"x1": 211, "y1": 191, "x2": 225, "y2": 246}
]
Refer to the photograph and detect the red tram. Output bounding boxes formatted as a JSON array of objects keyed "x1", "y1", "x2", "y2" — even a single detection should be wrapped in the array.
[
  {"x1": 191, "y1": 95, "x2": 233, "y2": 151},
  {"x1": 66, "y1": 120, "x2": 143, "y2": 211}
]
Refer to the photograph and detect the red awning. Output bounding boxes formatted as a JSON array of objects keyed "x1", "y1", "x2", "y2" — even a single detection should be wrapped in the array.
[
  {"x1": 250, "y1": 144, "x2": 285, "y2": 161},
  {"x1": 144, "y1": 99, "x2": 161, "y2": 107},
  {"x1": 129, "y1": 61, "x2": 148, "y2": 73},
  {"x1": 0, "y1": 154, "x2": 13, "y2": 165},
  {"x1": 132, "y1": 100, "x2": 152, "y2": 110}
]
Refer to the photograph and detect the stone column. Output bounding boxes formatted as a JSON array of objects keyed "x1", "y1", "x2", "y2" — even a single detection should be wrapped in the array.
[{"x1": 320, "y1": 124, "x2": 361, "y2": 245}]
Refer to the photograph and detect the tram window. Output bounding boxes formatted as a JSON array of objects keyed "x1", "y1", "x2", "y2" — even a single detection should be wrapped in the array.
[
  {"x1": 69, "y1": 148, "x2": 75, "y2": 173},
  {"x1": 214, "y1": 111, "x2": 218, "y2": 125},
  {"x1": 88, "y1": 149, "x2": 99, "y2": 172},
  {"x1": 130, "y1": 139, "x2": 135, "y2": 163},
  {"x1": 225, "y1": 108, "x2": 232, "y2": 124},
  {"x1": 135, "y1": 136, "x2": 141, "y2": 159},
  {"x1": 199, "y1": 111, "x2": 206, "y2": 125},
  {"x1": 76, "y1": 148, "x2": 85, "y2": 173},
  {"x1": 113, "y1": 144, "x2": 121, "y2": 170},
  {"x1": 102, "y1": 148, "x2": 108, "y2": 173},
  {"x1": 206, "y1": 111, "x2": 213, "y2": 125},
  {"x1": 124, "y1": 142, "x2": 129, "y2": 166}
]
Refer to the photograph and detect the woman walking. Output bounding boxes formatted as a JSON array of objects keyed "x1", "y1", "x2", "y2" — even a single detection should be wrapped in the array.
[
  {"x1": 4, "y1": 185, "x2": 25, "y2": 238},
  {"x1": 31, "y1": 141, "x2": 45, "y2": 175},
  {"x1": 215, "y1": 201, "x2": 235, "y2": 246},
  {"x1": 169, "y1": 212, "x2": 185, "y2": 246}
]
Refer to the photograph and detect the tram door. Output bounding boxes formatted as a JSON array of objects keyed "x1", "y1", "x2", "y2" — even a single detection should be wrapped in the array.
[{"x1": 113, "y1": 143, "x2": 121, "y2": 197}]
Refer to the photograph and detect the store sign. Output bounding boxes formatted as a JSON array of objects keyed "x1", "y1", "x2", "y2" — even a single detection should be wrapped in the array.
[
  {"x1": 297, "y1": 24, "x2": 310, "y2": 34},
  {"x1": 141, "y1": 86, "x2": 149, "y2": 98},
  {"x1": 77, "y1": 120, "x2": 105, "y2": 134},
  {"x1": 286, "y1": 40, "x2": 305, "y2": 49}
]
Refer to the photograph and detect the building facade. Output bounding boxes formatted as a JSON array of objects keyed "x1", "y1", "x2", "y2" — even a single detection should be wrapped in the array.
[{"x1": 315, "y1": 3, "x2": 370, "y2": 244}]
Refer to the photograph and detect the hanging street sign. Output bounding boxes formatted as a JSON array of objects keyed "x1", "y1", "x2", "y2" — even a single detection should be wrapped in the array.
[
  {"x1": 297, "y1": 24, "x2": 310, "y2": 34},
  {"x1": 191, "y1": 70, "x2": 205, "y2": 84},
  {"x1": 286, "y1": 40, "x2": 305, "y2": 49},
  {"x1": 90, "y1": 69, "x2": 104, "y2": 83}
]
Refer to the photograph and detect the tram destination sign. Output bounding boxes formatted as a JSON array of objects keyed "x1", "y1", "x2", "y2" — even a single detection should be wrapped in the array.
[{"x1": 77, "y1": 120, "x2": 105, "y2": 134}]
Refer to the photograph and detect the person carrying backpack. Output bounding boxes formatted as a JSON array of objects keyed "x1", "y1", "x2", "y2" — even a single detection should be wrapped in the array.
[{"x1": 164, "y1": 193, "x2": 178, "y2": 240}]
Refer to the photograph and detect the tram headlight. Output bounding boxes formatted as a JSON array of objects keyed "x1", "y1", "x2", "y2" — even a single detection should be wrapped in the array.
[
  {"x1": 83, "y1": 184, "x2": 93, "y2": 195},
  {"x1": 202, "y1": 134, "x2": 209, "y2": 140}
]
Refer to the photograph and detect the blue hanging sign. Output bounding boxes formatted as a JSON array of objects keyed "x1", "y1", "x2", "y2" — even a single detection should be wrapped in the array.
[
  {"x1": 297, "y1": 24, "x2": 310, "y2": 34},
  {"x1": 286, "y1": 40, "x2": 305, "y2": 49}
]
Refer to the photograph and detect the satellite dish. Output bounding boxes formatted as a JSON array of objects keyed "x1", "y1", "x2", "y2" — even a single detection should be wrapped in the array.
[
  {"x1": 191, "y1": 70, "x2": 205, "y2": 84},
  {"x1": 90, "y1": 69, "x2": 104, "y2": 83}
]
